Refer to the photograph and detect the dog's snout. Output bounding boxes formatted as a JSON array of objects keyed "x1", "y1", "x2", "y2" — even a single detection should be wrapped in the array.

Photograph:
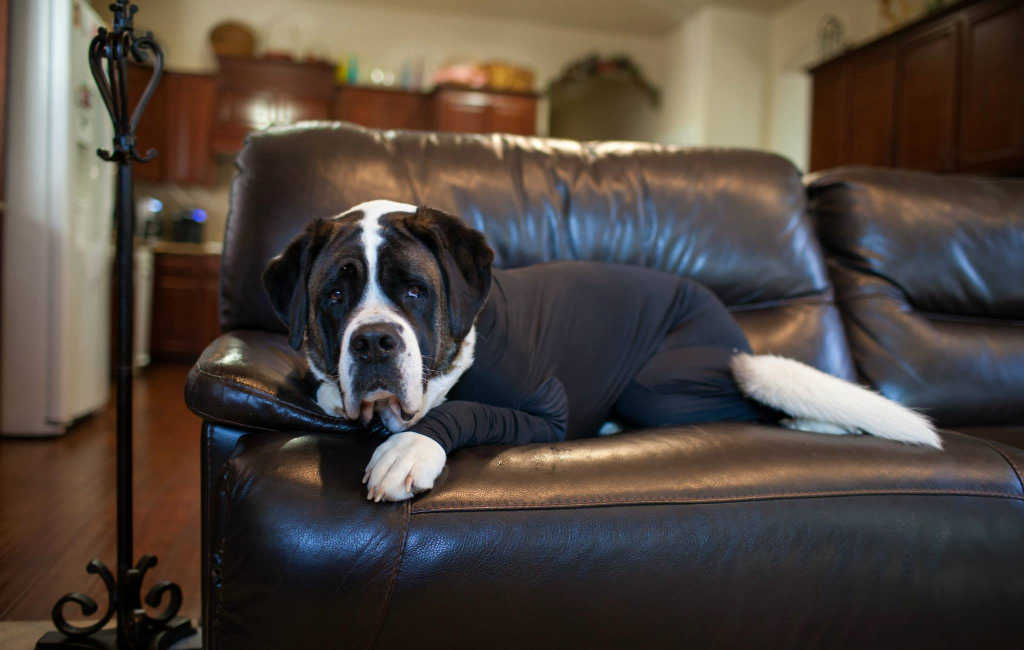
[{"x1": 351, "y1": 323, "x2": 404, "y2": 363}]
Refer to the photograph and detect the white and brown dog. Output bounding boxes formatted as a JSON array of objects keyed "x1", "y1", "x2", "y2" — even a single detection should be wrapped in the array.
[{"x1": 263, "y1": 200, "x2": 941, "y2": 503}]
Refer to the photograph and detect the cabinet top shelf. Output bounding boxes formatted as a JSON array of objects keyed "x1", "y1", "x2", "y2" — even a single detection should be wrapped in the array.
[{"x1": 807, "y1": 0, "x2": 982, "y2": 72}]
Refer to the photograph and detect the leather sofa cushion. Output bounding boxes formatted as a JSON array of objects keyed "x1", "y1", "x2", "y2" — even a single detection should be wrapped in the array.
[
  {"x1": 808, "y1": 168, "x2": 1024, "y2": 425},
  {"x1": 221, "y1": 122, "x2": 854, "y2": 378},
  {"x1": 208, "y1": 424, "x2": 1024, "y2": 650}
]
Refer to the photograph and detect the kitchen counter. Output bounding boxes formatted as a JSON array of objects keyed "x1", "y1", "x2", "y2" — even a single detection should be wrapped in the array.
[{"x1": 149, "y1": 240, "x2": 223, "y2": 256}]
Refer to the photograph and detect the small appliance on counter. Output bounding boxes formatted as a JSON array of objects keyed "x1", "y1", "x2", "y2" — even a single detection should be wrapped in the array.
[
  {"x1": 172, "y1": 207, "x2": 207, "y2": 242},
  {"x1": 137, "y1": 195, "x2": 164, "y2": 240}
]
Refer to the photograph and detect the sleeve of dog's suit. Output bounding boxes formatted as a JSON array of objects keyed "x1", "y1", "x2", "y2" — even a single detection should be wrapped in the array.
[{"x1": 408, "y1": 376, "x2": 568, "y2": 453}]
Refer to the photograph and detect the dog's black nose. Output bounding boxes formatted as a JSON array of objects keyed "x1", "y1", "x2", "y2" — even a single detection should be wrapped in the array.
[{"x1": 350, "y1": 323, "x2": 403, "y2": 363}]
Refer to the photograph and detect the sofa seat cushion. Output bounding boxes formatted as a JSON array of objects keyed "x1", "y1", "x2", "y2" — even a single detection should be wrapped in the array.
[{"x1": 208, "y1": 424, "x2": 1024, "y2": 650}]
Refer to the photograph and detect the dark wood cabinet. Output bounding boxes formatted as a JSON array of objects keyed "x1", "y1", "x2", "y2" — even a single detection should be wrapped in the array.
[
  {"x1": 809, "y1": 62, "x2": 848, "y2": 172},
  {"x1": 847, "y1": 47, "x2": 898, "y2": 166},
  {"x1": 333, "y1": 86, "x2": 429, "y2": 130},
  {"x1": 334, "y1": 85, "x2": 537, "y2": 135},
  {"x1": 958, "y1": 0, "x2": 1024, "y2": 171},
  {"x1": 809, "y1": 0, "x2": 1024, "y2": 174},
  {"x1": 488, "y1": 94, "x2": 538, "y2": 136},
  {"x1": 127, "y1": 63, "x2": 168, "y2": 183},
  {"x1": 150, "y1": 253, "x2": 220, "y2": 361},
  {"x1": 433, "y1": 88, "x2": 536, "y2": 135},
  {"x1": 130, "y1": 58, "x2": 539, "y2": 187},
  {"x1": 127, "y1": 65, "x2": 215, "y2": 184},
  {"x1": 896, "y1": 20, "x2": 959, "y2": 171},
  {"x1": 163, "y1": 74, "x2": 217, "y2": 184},
  {"x1": 210, "y1": 56, "x2": 335, "y2": 154}
]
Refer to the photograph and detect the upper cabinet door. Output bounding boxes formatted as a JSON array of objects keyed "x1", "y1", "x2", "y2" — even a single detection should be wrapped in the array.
[
  {"x1": 127, "y1": 63, "x2": 167, "y2": 183},
  {"x1": 163, "y1": 74, "x2": 216, "y2": 185},
  {"x1": 809, "y1": 63, "x2": 848, "y2": 172},
  {"x1": 846, "y1": 48, "x2": 898, "y2": 167},
  {"x1": 896, "y1": 19, "x2": 960, "y2": 172},
  {"x1": 958, "y1": 0, "x2": 1024, "y2": 172},
  {"x1": 211, "y1": 57, "x2": 335, "y2": 154},
  {"x1": 433, "y1": 89, "x2": 490, "y2": 133},
  {"x1": 488, "y1": 95, "x2": 537, "y2": 136}
]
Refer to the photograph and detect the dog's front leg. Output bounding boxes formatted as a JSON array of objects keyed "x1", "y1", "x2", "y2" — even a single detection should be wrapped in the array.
[{"x1": 364, "y1": 432, "x2": 446, "y2": 502}]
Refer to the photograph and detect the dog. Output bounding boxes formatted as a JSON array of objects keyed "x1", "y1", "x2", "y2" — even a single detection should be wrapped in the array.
[{"x1": 263, "y1": 200, "x2": 941, "y2": 502}]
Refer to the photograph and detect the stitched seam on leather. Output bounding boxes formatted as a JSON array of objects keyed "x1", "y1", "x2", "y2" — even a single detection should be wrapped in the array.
[
  {"x1": 410, "y1": 488, "x2": 1023, "y2": 514},
  {"x1": 946, "y1": 430, "x2": 1024, "y2": 496},
  {"x1": 368, "y1": 501, "x2": 411, "y2": 650}
]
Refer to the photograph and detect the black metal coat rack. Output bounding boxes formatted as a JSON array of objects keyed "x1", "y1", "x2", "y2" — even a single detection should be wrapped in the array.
[{"x1": 36, "y1": 2, "x2": 197, "y2": 649}]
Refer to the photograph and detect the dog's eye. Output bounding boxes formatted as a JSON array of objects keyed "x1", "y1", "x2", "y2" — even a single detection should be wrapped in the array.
[
  {"x1": 341, "y1": 264, "x2": 355, "y2": 276},
  {"x1": 329, "y1": 290, "x2": 343, "y2": 303},
  {"x1": 407, "y1": 285, "x2": 423, "y2": 299}
]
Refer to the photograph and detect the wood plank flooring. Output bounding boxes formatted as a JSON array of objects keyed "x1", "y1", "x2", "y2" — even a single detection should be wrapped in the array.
[{"x1": 0, "y1": 364, "x2": 202, "y2": 623}]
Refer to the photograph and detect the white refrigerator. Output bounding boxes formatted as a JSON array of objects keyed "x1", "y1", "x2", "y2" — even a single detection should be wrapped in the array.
[{"x1": 2, "y1": 0, "x2": 115, "y2": 435}]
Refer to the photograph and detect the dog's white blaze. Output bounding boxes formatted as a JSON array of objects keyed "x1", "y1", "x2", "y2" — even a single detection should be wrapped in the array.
[{"x1": 336, "y1": 200, "x2": 424, "y2": 424}]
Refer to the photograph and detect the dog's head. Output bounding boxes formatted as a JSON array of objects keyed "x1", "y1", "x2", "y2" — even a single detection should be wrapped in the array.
[{"x1": 263, "y1": 200, "x2": 494, "y2": 430}]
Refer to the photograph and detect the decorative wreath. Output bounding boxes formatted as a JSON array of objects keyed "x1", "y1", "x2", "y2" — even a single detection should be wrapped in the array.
[{"x1": 548, "y1": 54, "x2": 661, "y2": 106}]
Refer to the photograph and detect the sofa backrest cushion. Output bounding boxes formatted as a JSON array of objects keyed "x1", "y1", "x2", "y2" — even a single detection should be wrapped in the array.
[
  {"x1": 808, "y1": 167, "x2": 1024, "y2": 426},
  {"x1": 223, "y1": 122, "x2": 854, "y2": 377}
]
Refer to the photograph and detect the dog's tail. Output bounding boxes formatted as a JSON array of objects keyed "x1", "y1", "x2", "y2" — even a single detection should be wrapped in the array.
[{"x1": 730, "y1": 353, "x2": 942, "y2": 449}]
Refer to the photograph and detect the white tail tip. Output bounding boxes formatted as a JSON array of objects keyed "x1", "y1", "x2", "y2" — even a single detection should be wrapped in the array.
[{"x1": 731, "y1": 354, "x2": 942, "y2": 450}]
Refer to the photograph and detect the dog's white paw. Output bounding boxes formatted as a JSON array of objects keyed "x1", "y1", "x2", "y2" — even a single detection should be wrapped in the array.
[
  {"x1": 364, "y1": 432, "x2": 446, "y2": 502},
  {"x1": 316, "y1": 383, "x2": 345, "y2": 417}
]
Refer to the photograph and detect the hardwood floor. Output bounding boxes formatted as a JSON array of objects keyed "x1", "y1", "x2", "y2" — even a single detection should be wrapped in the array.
[{"x1": 0, "y1": 364, "x2": 202, "y2": 623}]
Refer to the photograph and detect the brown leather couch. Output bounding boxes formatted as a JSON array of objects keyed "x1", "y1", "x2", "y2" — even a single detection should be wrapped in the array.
[{"x1": 186, "y1": 123, "x2": 1024, "y2": 650}]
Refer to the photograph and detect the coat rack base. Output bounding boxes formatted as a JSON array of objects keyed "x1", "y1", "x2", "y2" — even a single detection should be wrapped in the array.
[{"x1": 35, "y1": 619, "x2": 199, "y2": 650}]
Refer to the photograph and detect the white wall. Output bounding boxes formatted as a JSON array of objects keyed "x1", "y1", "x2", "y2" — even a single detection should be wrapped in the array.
[
  {"x1": 704, "y1": 8, "x2": 770, "y2": 148},
  {"x1": 657, "y1": 10, "x2": 710, "y2": 146},
  {"x1": 656, "y1": 7, "x2": 769, "y2": 150},
  {"x1": 133, "y1": 0, "x2": 668, "y2": 97},
  {"x1": 763, "y1": 0, "x2": 882, "y2": 170}
]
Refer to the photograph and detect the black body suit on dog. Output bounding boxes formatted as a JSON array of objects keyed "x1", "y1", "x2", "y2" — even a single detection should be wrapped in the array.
[{"x1": 408, "y1": 262, "x2": 777, "y2": 453}]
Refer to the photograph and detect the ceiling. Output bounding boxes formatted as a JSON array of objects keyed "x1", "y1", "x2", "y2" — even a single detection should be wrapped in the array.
[{"x1": 328, "y1": 0, "x2": 799, "y2": 35}]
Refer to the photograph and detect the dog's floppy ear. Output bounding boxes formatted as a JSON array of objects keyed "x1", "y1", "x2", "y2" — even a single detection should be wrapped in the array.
[
  {"x1": 262, "y1": 218, "x2": 332, "y2": 350},
  {"x1": 407, "y1": 207, "x2": 494, "y2": 340}
]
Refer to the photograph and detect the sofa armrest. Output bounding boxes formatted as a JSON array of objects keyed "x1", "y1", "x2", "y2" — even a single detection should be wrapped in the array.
[{"x1": 185, "y1": 330, "x2": 387, "y2": 437}]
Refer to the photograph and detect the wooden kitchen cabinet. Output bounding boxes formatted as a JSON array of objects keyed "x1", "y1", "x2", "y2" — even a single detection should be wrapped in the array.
[
  {"x1": 808, "y1": 0, "x2": 1024, "y2": 175},
  {"x1": 163, "y1": 74, "x2": 217, "y2": 184},
  {"x1": 210, "y1": 56, "x2": 335, "y2": 154},
  {"x1": 334, "y1": 86, "x2": 429, "y2": 130},
  {"x1": 336, "y1": 85, "x2": 537, "y2": 135},
  {"x1": 433, "y1": 87, "x2": 537, "y2": 135},
  {"x1": 127, "y1": 63, "x2": 167, "y2": 183},
  {"x1": 809, "y1": 61, "x2": 848, "y2": 172},
  {"x1": 958, "y1": 0, "x2": 1024, "y2": 171},
  {"x1": 846, "y1": 47, "x2": 898, "y2": 167},
  {"x1": 133, "y1": 55, "x2": 539, "y2": 173},
  {"x1": 127, "y1": 65, "x2": 215, "y2": 184},
  {"x1": 895, "y1": 19, "x2": 959, "y2": 171},
  {"x1": 150, "y1": 253, "x2": 221, "y2": 361}
]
